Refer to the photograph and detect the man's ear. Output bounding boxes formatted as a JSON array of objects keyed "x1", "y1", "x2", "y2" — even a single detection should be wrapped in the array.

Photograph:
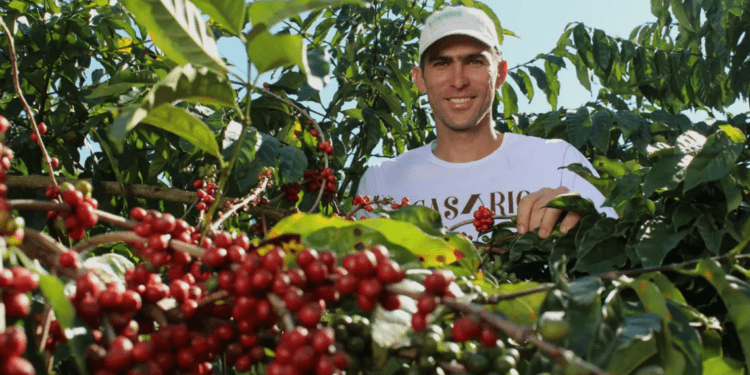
[
  {"x1": 496, "y1": 60, "x2": 508, "y2": 88},
  {"x1": 412, "y1": 66, "x2": 427, "y2": 93}
]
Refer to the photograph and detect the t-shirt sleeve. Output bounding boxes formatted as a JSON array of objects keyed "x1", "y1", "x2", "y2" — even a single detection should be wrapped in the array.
[{"x1": 559, "y1": 145, "x2": 618, "y2": 219}]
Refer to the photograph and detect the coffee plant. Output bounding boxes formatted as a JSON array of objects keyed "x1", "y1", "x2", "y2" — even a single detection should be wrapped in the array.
[{"x1": 0, "y1": 0, "x2": 748, "y2": 374}]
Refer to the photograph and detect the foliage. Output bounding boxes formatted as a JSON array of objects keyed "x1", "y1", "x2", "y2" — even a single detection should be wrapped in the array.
[{"x1": 0, "y1": 0, "x2": 748, "y2": 375}]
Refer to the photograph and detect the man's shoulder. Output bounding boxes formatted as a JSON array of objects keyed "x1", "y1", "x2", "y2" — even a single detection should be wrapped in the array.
[{"x1": 503, "y1": 133, "x2": 573, "y2": 154}]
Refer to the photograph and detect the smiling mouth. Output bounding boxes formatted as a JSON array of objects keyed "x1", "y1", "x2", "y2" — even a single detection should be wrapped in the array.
[{"x1": 447, "y1": 97, "x2": 473, "y2": 103}]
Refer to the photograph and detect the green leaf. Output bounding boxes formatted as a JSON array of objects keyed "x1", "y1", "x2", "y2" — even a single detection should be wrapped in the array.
[
  {"x1": 190, "y1": 0, "x2": 246, "y2": 35},
  {"x1": 501, "y1": 83, "x2": 518, "y2": 119},
  {"x1": 509, "y1": 70, "x2": 534, "y2": 101},
  {"x1": 592, "y1": 29, "x2": 613, "y2": 74},
  {"x1": 702, "y1": 356, "x2": 745, "y2": 375},
  {"x1": 567, "y1": 277, "x2": 603, "y2": 357},
  {"x1": 246, "y1": 31, "x2": 307, "y2": 74},
  {"x1": 149, "y1": 64, "x2": 236, "y2": 108},
  {"x1": 38, "y1": 275, "x2": 76, "y2": 330},
  {"x1": 590, "y1": 110, "x2": 612, "y2": 153},
  {"x1": 643, "y1": 154, "x2": 693, "y2": 197},
  {"x1": 684, "y1": 127, "x2": 745, "y2": 190},
  {"x1": 87, "y1": 70, "x2": 159, "y2": 98},
  {"x1": 109, "y1": 64, "x2": 235, "y2": 155},
  {"x1": 544, "y1": 194, "x2": 596, "y2": 215},
  {"x1": 278, "y1": 146, "x2": 308, "y2": 182},
  {"x1": 613, "y1": 110, "x2": 643, "y2": 141},
  {"x1": 696, "y1": 259, "x2": 750, "y2": 372},
  {"x1": 572, "y1": 23, "x2": 593, "y2": 68},
  {"x1": 606, "y1": 314, "x2": 661, "y2": 374},
  {"x1": 635, "y1": 218, "x2": 690, "y2": 267},
  {"x1": 247, "y1": 0, "x2": 363, "y2": 29},
  {"x1": 566, "y1": 107, "x2": 592, "y2": 148},
  {"x1": 140, "y1": 104, "x2": 223, "y2": 161},
  {"x1": 370, "y1": 81, "x2": 402, "y2": 116},
  {"x1": 695, "y1": 214, "x2": 725, "y2": 255},
  {"x1": 266, "y1": 213, "x2": 479, "y2": 273},
  {"x1": 492, "y1": 282, "x2": 546, "y2": 326},
  {"x1": 120, "y1": 0, "x2": 227, "y2": 72},
  {"x1": 670, "y1": 0, "x2": 696, "y2": 32}
]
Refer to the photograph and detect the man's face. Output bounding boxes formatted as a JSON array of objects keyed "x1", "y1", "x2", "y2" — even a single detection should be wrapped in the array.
[{"x1": 412, "y1": 35, "x2": 506, "y2": 133}]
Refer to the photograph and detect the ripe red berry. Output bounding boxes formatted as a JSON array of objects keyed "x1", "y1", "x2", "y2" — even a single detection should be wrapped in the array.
[
  {"x1": 263, "y1": 82, "x2": 269, "y2": 89},
  {"x1": 451, "y1": 315, "x2": 480, "y2": 342},
  {"x1": 37, "y1": 122, "x2": 47, "y2": 134},
  {"x1": 0, "y1": 356, "x2": 35, "y2": 375},
  {"x1": 11, "y1": 267, "x2": 39, "y2": 293},
  {"x1": 311, "y1": 328, "x2": 335, "y2": 354},
  {"x1": 417, "y1": 295, "x2": 438, "y2": 314},
  {"x1": 297, "y1": 303, "x2": 322, "y2": 328},
  {"x1": 0, "y1": 115, "x2": 10, "y2": 133},
  {"x1": 50, "y1": 157, "x2": 60, "y2": 168},
  {"x1": 411, "y1": 312, "x2": 428, "y2": 331}
]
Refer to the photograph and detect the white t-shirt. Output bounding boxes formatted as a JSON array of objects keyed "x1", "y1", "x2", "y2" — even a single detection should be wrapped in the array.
[{"x1": 357, "y1": 133, "x2": 617, "y2": 240}]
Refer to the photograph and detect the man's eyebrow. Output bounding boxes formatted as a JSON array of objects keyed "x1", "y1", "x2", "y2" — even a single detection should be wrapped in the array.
[{"x1": 426, "y1": 53, "x2": 489, "y2": 63}]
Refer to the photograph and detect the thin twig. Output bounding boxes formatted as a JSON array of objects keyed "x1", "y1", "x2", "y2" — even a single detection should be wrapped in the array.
[
  {"x1": 210, "y1": 174, "x2": 270, "y2": 231},
  {"x1": 5, "y1": 180, "x2": 294, "y2": 221},
  {"x1": 485, "y1": 283, "x2": 555, "y2": 304},
  {"x1": 268, "y1": 293, "x2": 295, "y2": 332},
  {"x1": 9, "y1": 199, "x2": 138, "y2": 230},
  {"x1": 0, "y1": 19, "x2": 57, "y2": 186}
]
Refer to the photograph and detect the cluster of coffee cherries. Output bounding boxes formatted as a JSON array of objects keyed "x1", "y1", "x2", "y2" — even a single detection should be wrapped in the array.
[
  {"x1": 193, "y1": 179, "x2": 217, "y2": 212},
  {"x1": 280, "y1": 182, "x2": 302, "y2": 203},
  {"x1": 0, "y1": 267, "x2": 39, "y2": 374},
  {"x1": 411, "y1": 270, "x2": 455, "y2": 331},
  {"x1": 351, "y1": 194, "x2": 374, "y2": 212},
  {"x1": 0, "y1": 116, "x2": 23, "y2": 245},
  {"x1": 303, "y1": 167, "x2": 337, "y2": 199},
  {"x1": 317, "y1": 140, "x2": 333, "y2": 155},
  {"x1": 45, "y1": 181, "x2": 99, "y2": 241},
  {"x1": 473, "y1": 205, "x2": 495, "y2": 233},
  {"x1": 0, "y1": 326, "x2": 34, "y2": 374},
  {"x1": 266, "y1": 326, "x2": 348, "y2": 375},
  {"x1": 1, "y1": 267, "x2": 38, "y2": 319},
  {"x1": 335, "y1": 245, "x2": 405, "y2": 311}
]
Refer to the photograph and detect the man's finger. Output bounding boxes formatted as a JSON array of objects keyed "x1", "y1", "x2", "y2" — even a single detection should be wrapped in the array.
[
  {"x1": 559, "y1": 211, "x2": 582, "y2": 234},
  {"x1": 517, "y1": 189, "x2": 549, "y2": 234},
  {"x1": 537, "y1": 207, "x2": 564, "y2": 239}
]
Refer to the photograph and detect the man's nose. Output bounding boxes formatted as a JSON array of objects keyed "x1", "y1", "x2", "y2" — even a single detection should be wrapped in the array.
[{"x1": 451, "y1": 63, "x2": 469, "y2": 89}]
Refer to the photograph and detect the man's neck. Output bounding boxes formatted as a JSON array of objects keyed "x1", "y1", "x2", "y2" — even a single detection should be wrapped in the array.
[{"x1": 432, "y1": 124, "x2": 504, "y2": 163}]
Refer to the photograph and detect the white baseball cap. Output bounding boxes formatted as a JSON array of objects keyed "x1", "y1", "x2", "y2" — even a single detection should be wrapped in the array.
[{"x1": 418, "y1": 6, "x2": 501, "y2": 61}]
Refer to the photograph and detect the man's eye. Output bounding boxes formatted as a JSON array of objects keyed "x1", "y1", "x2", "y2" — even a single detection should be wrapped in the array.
[{"x1": 470, "y1": 59, "x2": 486, "y2": 66}]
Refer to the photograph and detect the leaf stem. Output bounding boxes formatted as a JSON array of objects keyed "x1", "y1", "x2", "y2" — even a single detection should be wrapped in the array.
[{"x1": 0, "y1": 19, "x2": 57, "y2": 186}]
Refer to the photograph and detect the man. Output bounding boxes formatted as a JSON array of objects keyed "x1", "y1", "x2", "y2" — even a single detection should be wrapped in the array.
[{"x1": 357, "y1": 6, "x2": 616, "y2": 240}]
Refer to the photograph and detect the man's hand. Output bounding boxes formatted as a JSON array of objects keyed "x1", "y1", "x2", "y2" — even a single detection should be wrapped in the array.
[{"x1": 517, "y1": 187, "x2": 581, "y2": 239}]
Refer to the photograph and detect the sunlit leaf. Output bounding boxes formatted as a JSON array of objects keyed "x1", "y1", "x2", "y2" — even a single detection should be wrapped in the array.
[
  {"x1": 696, "y1": 259, "x2": 750, "y2": 372},
  {"x1": 138, "y1": 104, "x2": 223, "y2": 162},
  {"x1": 247, "y1": 31, "x2": 307, "y2": 74},
  {"x1": 121, "y1": 0, "x2": 226, "y2": 72},
  {"x1": 247, "y1": 0, "x2": 363, "y2": 29},
  {"x1": 267, "y1": 213, "x2": 480, "y2": 273},
  {"x1": 191, "y1": 0, "x2": 246, "y2": 35},
  {"x1": 684, "y1": 127, "x2": 744, "y2": 190}
]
